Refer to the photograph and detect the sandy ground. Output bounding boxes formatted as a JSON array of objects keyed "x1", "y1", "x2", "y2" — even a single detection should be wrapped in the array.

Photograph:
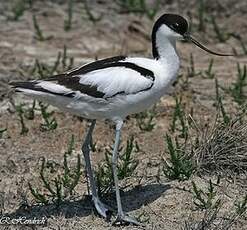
[{"x1": 0, "y1": 0, "x2": 247, "y2": 229}]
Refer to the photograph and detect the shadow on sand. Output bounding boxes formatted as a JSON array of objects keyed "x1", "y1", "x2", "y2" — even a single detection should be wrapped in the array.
[{"x1": 3, "y1": 183, "x2": 170, "y2": 220}]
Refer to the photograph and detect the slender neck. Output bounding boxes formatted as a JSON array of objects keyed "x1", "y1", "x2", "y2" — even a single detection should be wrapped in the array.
[{"x1": 152, "y1": 29, "x2": 178, "y2": 61}]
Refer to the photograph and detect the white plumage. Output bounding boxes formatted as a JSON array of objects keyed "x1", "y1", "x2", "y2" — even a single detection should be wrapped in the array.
[{"x1": 36, "y1": 81, "x2": 72, "y2": 95}]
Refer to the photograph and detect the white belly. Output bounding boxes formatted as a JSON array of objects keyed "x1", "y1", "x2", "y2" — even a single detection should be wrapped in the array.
[{"x1": 61, "y1": 77, "x2": 174, "y2": 121}]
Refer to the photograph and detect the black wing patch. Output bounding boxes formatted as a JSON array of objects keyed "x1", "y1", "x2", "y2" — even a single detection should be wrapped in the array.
[
  {"x1": 66, "y1": 56, "x2": 127, "y2": 76},
  {"x1": 11, "y1": 55, "x2": 155, "y2": 99},
  {"x1": 47, "y1": 76, "x2": 105, "y2": 98},
  {"x1": 10, "y1": 81, "x2": 50, "y2": 94}
]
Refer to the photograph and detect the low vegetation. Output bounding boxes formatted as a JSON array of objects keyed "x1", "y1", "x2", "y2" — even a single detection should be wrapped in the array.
[
  {"x1": 195, "y1": 111, "x2": 247, "y2": 176},
  {"x1": 64, "y1": 0, "x2": 73, "y2": 31},
  {"x1": 29, "y1": 135, "x2": 82, "y2": 206},
  {"x1": 9, "y1": 0, "x2": 27, "y2": 21},
  {"x1": 163, "y1": 133, "x2": 195, "y2": 181},
  {"x1": 38, "y1": 102, "x2": 58, "y2": 131},
  {"x1": 183, "y1": 191, "x2": 247, "y2": 230},
  {"x1": 225, "y1": 63, "x2": 247, "y2": 106},
  {"x1": 135, "y1": 105, "x2": 157, "y2": 132},
  {"x1": 191, "y1": 179, "x2": 221, "y2": 210}
]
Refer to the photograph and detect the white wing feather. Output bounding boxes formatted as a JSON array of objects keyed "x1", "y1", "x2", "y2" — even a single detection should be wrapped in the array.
[
  {"x1": 36, "y1": 81, "x2": 72, "y2": 94},
  {"x1": 77, "y1": 67, "x2": 153, "y2": 98}
]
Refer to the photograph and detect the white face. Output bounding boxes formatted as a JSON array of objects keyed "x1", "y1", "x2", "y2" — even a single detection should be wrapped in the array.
[{"x1": 158, "y1": 24, "x2": 183, "y2": 40}]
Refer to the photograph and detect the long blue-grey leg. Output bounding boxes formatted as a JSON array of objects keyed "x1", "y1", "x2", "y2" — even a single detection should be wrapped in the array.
[
  {"x1": 82, "y1": 120, "x2": 110, "y2": 219},
  {"x1": 112, "y1": 121, "x2": 140, "y2": 226}
]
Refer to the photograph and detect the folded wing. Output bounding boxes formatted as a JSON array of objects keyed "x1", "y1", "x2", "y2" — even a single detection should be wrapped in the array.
[{"x1": 10, "y1": 56, "x2": 155, "y2": 100}]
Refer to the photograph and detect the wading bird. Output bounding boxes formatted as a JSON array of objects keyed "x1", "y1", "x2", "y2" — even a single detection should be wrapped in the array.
[{"x1": 10, "y1": 14, "x2": 231, "y2": 225}]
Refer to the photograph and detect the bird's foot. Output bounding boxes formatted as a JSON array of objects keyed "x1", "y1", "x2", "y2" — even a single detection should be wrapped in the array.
[
  {"x1": 112, "y1": 213, "x2": 143, "y2": 226},
  {"x1": 92, "y1": 197, "x2": 112, "y2": 221}
]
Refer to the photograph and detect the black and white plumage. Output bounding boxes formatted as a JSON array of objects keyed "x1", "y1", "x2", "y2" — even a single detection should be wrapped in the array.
[
  {"x1": 11, "y1": 55, "x2": 168, "y2": 123},
  {"x1": 10, "y1": 14, "x2": 231, "y2": 225}
]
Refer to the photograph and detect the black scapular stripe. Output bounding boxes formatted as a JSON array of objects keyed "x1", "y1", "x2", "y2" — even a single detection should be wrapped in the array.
[
  {"x1": 66, "y1": 55, "x2": 155, "y2": 81},
  {"x1": 67, "y1": 56, "x2": 127, "y2": 75}
]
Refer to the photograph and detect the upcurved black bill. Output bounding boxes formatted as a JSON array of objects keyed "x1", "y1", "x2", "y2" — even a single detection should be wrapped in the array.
[{"x1": 184, "y1": 33, "x2": 233, "y2": 56}]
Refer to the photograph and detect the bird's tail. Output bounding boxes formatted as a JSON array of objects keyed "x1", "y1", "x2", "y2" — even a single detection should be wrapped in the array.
[
  {"x1": 9, "y1": 80, "x2": 38, "y2": 92},
  {"x1": 9, "y1": 79, "x2": 73, "y2": 98},
  {"x1": 9, "y1": 80, "x2": 54, "y2": 100}
]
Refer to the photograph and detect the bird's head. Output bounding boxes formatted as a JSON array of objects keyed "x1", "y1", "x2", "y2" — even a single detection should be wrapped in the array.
[{"x1": 152, "y1": 13, "x2": 232, "y2": 56}]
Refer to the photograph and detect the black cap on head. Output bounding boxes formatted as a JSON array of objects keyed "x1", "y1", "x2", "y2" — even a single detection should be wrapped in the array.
[
  {"x1": 152, "y1": 14, "x2": 188, "y2": 59},
  {"x1": 153, "y1": 14, "x2": 188, "y2": 35}
]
